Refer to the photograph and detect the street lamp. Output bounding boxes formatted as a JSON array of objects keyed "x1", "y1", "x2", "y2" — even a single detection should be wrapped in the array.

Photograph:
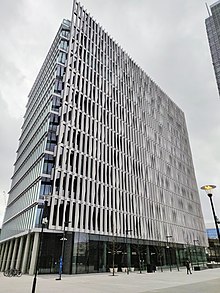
[
  {"x1": 56, "y1": 220, "x2": 71, "y2": 280},
  {"x1": 201, "y1": 185, "x2": 220, "y2": 244},
  {"x1": 125, "y1": 229, "x2": 132, "y2": 275},
  {"x1": 166, "y1": 235, "x2": 172, "y2": 272},
  {"x1": 31, "y1": 198, "x2": 49, "y2": 293}
]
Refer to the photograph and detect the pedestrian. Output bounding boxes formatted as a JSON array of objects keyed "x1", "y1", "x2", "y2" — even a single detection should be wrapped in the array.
[{"x1": 185, "y1": 260, "x2": 192, "y2": 274}]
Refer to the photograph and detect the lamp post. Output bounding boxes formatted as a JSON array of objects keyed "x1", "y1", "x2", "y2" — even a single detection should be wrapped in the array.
[
  {"x1": 56, "y1": 220, "x2": 71, "y2": 280},
  {"x1": 125, "y1": 229, "x2": 132, "y2": 275},
  {"x1": 166, "y1": 235, "x2": 172, "y2": 272},
  {"x1": 31, "y1": 198, "x2": 49, "y2": 293},
  {"x1": 201, "y1": 185, "x2": 220, "y2": 244}
]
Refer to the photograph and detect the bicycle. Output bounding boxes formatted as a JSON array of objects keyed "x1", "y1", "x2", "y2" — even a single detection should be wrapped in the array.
[{"x1": 3, "y1": 269, "x2": 22, "y2": 277}]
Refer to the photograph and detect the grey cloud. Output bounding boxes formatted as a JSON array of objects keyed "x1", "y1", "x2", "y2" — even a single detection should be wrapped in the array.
[{"x1": 0, "y1": 92, "x2": 22, "y2": 193}]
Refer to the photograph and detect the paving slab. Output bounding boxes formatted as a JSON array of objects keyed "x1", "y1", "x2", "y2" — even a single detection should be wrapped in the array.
[{"x1": 1, "y1": 267, "x2": 220, "y2": 293}]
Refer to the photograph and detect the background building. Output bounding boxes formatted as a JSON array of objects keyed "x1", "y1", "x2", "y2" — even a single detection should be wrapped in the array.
[
  {"x1": 206, "y1": 227, "x2": 220, "y2": 264},
  {"x1": 205, "y1": 0, "x2": 220, "y2": 96},
  {"x1": 0, "y1": 0, "x2": 207, "y2": 274},
  {"x1": 207, "y1": 228, "x2": 220, "y2": 239}
]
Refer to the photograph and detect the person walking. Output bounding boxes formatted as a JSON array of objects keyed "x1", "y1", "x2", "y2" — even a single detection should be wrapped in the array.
[{"x1": 185, "y1": 260, "x2": 192, "y2": 274}]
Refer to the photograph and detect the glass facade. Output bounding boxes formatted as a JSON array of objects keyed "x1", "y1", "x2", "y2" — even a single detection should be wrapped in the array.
[
  {"x1": 0, "y1": 19, "x2": 71, "y2": 241},
  {"x1": 206, "y1": 1, "x2": 220, "y2": 96},
  {"x1": 36, "y1": 232, "x2": 206, "y2": 274}
]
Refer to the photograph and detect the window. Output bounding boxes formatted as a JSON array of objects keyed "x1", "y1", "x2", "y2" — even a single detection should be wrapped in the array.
[
  {"x1": 58, "y1": 51, "x2": 66, "y2": 64},
  {"x1": 54, "y1": 80, "x2": 63, "y2": 94},
  {"x1": 40, "y1": 182, "x2": 52, "y2": 196},
  {"x1": 43, "y1": 154, "x2": 54, "y2": 175},
  {"x1": 51, "y1": 96, "x2": 61, "y2": 112}
]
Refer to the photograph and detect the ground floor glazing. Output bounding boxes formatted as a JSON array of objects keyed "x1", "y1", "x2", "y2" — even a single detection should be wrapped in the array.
[{"x1": 0, "y1": 231, "x2": 207, "y2": 274}]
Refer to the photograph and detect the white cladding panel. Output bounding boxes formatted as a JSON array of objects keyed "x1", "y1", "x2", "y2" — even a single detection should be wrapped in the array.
[{"x1": 49, "y1": 1, "x2": 207, "y2": 247}]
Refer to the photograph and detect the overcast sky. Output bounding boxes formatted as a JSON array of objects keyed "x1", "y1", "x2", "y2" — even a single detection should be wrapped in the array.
[{"x1": 0, "y1": 0, "x2": 220, "y2": 228}]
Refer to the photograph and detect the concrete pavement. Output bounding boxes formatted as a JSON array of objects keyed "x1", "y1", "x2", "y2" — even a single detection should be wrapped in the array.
[{"x1": 1, "y1": 267, "x2": 220, "y2": 293}]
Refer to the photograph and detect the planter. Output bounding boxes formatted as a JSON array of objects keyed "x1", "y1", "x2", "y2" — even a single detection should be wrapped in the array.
[
  {"x1": 130, "y1": 267, "x2": 135, "y2": 272},
  {"x1": 121, "y1": 267, "x2": 127, "y2": 273},
  {"x1": 109, "y1": 267, "x2": 118, "y2": 273}
]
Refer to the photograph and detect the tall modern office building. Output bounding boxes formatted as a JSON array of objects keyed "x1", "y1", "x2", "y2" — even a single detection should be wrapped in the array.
[
  {"x1": 206, "y1": 1, "x2": 220, "y2": 96},
  {"x1": 0, "y1": 1, "x2": 207, "y2": 274}
]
